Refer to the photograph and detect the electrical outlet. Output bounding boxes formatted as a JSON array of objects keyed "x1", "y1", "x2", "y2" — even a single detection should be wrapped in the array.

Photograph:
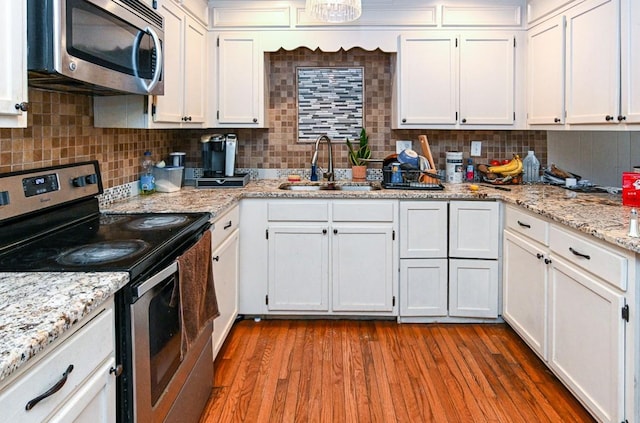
[
  {"x1": 471, "y1": 141, "x2": 482, "y2": 157},
  {"x1": 396, "y1": 140, "x2": 413, "y2": 154}
]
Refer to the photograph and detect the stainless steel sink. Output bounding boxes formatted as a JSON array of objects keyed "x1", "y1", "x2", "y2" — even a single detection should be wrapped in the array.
[{"x1": 278, "y1": 182, "x2": 381, "y2": 191}]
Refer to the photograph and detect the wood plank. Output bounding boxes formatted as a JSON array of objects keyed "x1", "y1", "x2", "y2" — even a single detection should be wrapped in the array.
[{"x1": 201, "y1": 320, "x2": 597, "y2": 423}]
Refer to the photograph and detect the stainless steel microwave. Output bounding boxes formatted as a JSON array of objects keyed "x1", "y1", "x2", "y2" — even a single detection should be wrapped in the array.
[{"x1": 27, "y1": 0, "x2": 164, "y2": 95}]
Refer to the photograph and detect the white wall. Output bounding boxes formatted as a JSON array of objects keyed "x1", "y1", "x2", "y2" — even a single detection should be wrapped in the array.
[{"x1": 547, "y1": 131, "x2": 640, "y2": 188}]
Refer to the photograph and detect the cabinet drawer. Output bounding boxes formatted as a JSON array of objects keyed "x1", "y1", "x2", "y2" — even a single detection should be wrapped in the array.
[
  {"x1": 505, "y1": 205, "x2": 549, "y2": 246},
  {"x1": 211, "y1": 205, "x2": 240, "y2": 250},
  {"x1": 267, "y1": 201, "x2": 329, "y2": 222},
  {"x1": 550, "y1": 225, "x2": 628, "y2": 291},
  {"x1": 0, "y1": 306, "x2": 114, "y2": 422},
  {"x1": 332, "y1": 201, "x2": 395, "y2": 222}
]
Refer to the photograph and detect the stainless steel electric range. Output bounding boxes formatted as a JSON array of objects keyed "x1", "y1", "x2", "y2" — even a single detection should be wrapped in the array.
[{"x1": 0, "y1": 161, "x2": 214, "y2": 423}]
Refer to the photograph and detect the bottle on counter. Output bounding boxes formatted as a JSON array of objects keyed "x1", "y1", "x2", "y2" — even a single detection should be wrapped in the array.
[
  {"x1": 466, "y1": 158, "x2": 474, "y2": 182},
  {"x1": 140, "y1": 151, "x2": 155, "y2": 195},
  {"x1": 522, "y1": 150, "x2": 540, "y2": 184},
  {"x1": 630, "y1": 208, "x2": 639, "y2": 238}
]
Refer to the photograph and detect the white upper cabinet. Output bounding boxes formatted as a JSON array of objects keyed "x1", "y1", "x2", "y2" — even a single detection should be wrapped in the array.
[
  {"x1": 459, "y1": 33, "x2": 516, "y2": 126},
  {"x1": 620, "y1": 0, "x2": 640, "y2": 123},
  {"x1": 0, "y1": 1, "x2": 27, "y2": 128},
  {"x1": 396, "y1": 31, "x2": 518, "y2": 129},
  {"x1": 214, "y1": 33, "x2": 265, "y2": 127},
  {"x1": 397, "y1": 33, "x2": 458, "y2": 125},
  {"x1": 527, "y1": 15, "x2": 565, "y2": 125},
  {"x1": 565, "y1": 0, "x2": 620, "y2": 124}
]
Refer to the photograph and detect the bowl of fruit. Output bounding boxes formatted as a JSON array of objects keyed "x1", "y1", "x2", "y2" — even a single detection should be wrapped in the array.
[{"x1": 476, "y1": 155, "x2": 523, "y2": 185}]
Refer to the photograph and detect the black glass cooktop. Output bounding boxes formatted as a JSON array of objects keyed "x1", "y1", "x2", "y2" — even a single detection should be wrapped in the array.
[{"x1": 0, "y1": 212, "x2": 210, "y2": 277}]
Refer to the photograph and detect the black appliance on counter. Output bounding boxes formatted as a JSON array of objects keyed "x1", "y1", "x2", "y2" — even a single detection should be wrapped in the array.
[
  {"x1": 196, "y1": 133, "x2": 248, "y2": 188},
  {"x1": 0, "y1": 161, "x2": 213, "y2": 423}
]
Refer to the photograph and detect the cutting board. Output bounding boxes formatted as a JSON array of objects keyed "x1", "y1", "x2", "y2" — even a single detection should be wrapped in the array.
[{"x1": 418, "y1": 135, "x2": 439, "y2": 183}]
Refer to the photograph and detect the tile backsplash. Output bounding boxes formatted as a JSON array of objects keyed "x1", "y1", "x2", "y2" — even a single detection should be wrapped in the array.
[{"x1": 3, "y1": 49, "x2": 547, "y2": 190}]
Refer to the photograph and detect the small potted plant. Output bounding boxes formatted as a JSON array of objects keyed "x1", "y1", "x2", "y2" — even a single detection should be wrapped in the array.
[{"x1": 346, "y1": 128, "x2": 371, "y2": 181}]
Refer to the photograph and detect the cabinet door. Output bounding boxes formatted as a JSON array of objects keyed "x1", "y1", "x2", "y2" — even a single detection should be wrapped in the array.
[
  {"x1": 527, "y1": 15, "x2": 565, "y2": 125},
  {"x1": 399, "y1": 259, "x2": 448, "y2": 317},
  {"x1": 449, "y1": 258, "x2": 499, "y2": 318},
  {"x1": 154, "y1": 0, "x2": 185, "y2": 123},
  {"x1": 332, "y1": 226, "x2": 395, "y2": 312},
  {"x1": 503, "y1": 230, "x2": 548, "y2": 359},
  {"x1": 549, "y1": 257, "x2": 625, "y2": 423},
  {"x1": 211, "y1": 230, "x2": 239, "y2": 360},
  {"x1": 267, "y1": 225, "x2": 329, "y2": 311},
  {"x1": 621, "y1": 0, "x2": 640, "y2": 123},
  {"x1": 397, "y1": 34, "x2": 457, "y2": 125},
  {"x1": 449, "y1": 201, "x2": 500, "y2": 259},
  {"x1": 459, "y1": 33, "x2": 515, "y2": 125},
  {"x1": 0, "y1": 0, "x2": 27, "y2": 128},
  {"x1": 566, "y1": 0, "x2": 620, "y2": 124},
  {"x1": 183, "y1": 16, "x2": 206, "y2": 124},
  {"x1": 399, "y1": 201, "x2": 448, "y2": 258},
  {"x1": 50, "y1": 359, "x2": 117, "y2": 423},
  {"x1": 217, "y1": 33, "x2": 263, "y2": 126}
]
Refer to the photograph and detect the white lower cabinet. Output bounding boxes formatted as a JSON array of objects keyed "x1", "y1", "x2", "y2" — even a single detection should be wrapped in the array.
[
  {"x1": 267, "y1": 225, "x2": 329, "y2": 311},
  {"x1": 449, "y1": 258, "x2": 499, "y2": 318},
  {"x1": 503, "y1": 230, "x2": 548, "y2": 359},
  {"x1": 549, "y1": 257, "x2": 625, "y2": 423},
  {"x1": 400, "y1": 259, "x2": 448, "y2": 317},
  {"x1": 0, "y1": 302, "x2": 116, "y2": 422},
  {"x1": 502, "y1": 205, "x2": 632, "y2": 423},
  {"x1": 241, "y1": 199, "x2": 398, "y2": 316},
  {"x1": 211, "y1": 206, "x2": 240, "y2": 360},
  {"x1": 399, "y1": 200, "x2": 501, "y2": 321}
]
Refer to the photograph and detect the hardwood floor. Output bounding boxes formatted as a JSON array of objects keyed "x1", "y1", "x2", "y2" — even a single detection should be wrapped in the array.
[{"x1": 200, "y1": 319, "x2": 595, "y2": 423}]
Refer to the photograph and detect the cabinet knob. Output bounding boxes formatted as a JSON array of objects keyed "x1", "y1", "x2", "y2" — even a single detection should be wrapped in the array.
[
  {"x1": 187, "y1": 116, "x2": 192, "y2": 121},
  {"x1": 402, "y1": 118, "x2": 407, "y2": 123},
  {"x1": 536, "y1": 253, "x2": 543, "y2": 260},
  {"x1": 554, "y1": 117, "x2": 561, "y2": 123},
  {"x1": 461, "y1": 118, "x2": 467, "y2": 123},
  {"x1": 333, "y1": 229, "x2": 338, "y2": 235},
  {"x1": 253, "y1": 118, "x2": 258, "y2": 123},
  {"x1": 544, "y1": 258, "x2": 552, "y2": 264},
  {"x1": 322, "y1": 229, "x2": 327, "y2": 234},
  {"x1": 212, "y1": 255, "x2": 220, "y2": 262},
  {"x1": 109, "y1": 365, "x2": 123, "y2": 377},
  {"x1": 605, "y1": 115, "x2": 614, "y2": 121},
  {"x1": 618, "y1": 115, "x2": 627, "y2": 122},
  {"x1": 14, "y1": 102, "x2": 28, "y2": 112}
]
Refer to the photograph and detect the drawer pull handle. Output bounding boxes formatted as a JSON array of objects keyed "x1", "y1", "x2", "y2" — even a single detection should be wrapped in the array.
[
  {"x1": 569, "y1": 247, "x2": 590, "y2": 260},
  {"x1": 25, "y1": 364, "x2": 74, "y2": 410},
  {"x1": 212, "y1": 256, "x2": 220, "y2": 262},
  {"x1": 517, "y1": 220, "x2": 531, "y2": 228},
  {"x1": 224, "y1": 221, "x2": 232, "y2": 230}
]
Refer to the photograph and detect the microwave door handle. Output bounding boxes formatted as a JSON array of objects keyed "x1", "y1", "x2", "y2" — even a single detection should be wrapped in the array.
[{"x1": 132, "y1": 27, "x2": 163, "y2": 94}]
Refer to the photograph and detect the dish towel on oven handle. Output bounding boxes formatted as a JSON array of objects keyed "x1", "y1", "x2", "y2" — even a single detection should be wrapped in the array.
[{"x1": 177, "y1": 229, "x2": 219, "y2": 360}]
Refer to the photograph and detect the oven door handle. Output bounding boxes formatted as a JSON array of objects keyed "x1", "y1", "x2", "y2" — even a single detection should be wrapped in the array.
[{"x1": 136, "y1": 262, "x2": 178, "y2": 298}]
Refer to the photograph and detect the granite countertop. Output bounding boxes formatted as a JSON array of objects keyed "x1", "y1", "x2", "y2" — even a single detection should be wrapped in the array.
[
  {"x1": 0, "y1": 272, "x2": 129, "y2": 384},
  {"x1": 2, "y1": 178, "x2": 636, "y2": 386}
]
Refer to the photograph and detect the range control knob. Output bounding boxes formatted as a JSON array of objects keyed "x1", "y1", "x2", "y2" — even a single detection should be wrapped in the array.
[
  {"x1": 72, "y1": 176, "x2": 86, "y2": 187},
  {"x1": 85, "y1": 174, "x2": 98, "y2": 185}
]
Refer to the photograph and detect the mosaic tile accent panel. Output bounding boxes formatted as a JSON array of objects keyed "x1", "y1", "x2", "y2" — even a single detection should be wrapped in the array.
[{"x1": 297, "y1": 67, "x2": 364, "y2": 142}]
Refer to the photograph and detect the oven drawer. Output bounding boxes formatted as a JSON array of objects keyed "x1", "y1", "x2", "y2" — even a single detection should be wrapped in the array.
[
  {"x1": 211, "y1": 205, "x2": 239, "y2": 250},
  {"x1": 0, "y1": 305, "x2": 115, "y2": 422}
]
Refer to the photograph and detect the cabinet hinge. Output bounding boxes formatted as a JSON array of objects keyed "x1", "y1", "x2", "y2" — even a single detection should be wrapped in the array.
[
  {"x1": 622, "y1": 304, "x2": 629, "y2": 322},
  {"x1": 217, "y1": 110, "x2": 220, "y2": 120},
  {"x1": 513, "y1": 112, "x2": 516, "y2": 121},
  {"x1": 152, "y1": 0, "x2": 157, "y2": 9},
  {"x1": 513, "y1": 37, "x2": 516, "y2": 48},
  {"x1": 455, "y1": 38, "x2": 458, "y2": 48},
  {"x1": 455, "y1": 111, "x2": 458, "y2": 121},
  {"x1": 392, "y1": 296, "x2": 396, "y2": 307},
  {"x1": 151, "y1": 104, "x2": 156, "y2": 116},
  {"x1": 217, "y1": 37, "x2": 220, "y2": 47},
  {"x1": 392, "y1": 230, "x2": 395, "y2": 240},
  {"x1": 265, "y1": 229, "x2": 269, "y2": 239},
  {"x1": 265, "y1": 294, "x2": 269, "y2": 305}
]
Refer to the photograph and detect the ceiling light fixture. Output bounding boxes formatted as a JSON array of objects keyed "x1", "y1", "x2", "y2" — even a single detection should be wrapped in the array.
[{"x1": 306, "y1": 0, "x2": 362, "y2": 23}]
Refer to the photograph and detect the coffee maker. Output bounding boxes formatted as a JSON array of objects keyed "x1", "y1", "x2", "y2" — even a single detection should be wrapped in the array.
[{"x1": 196, "y1": 134, "x2": 248, "y2": 188}]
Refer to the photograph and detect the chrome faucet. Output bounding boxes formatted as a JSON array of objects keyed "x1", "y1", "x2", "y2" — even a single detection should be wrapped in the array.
[{"x1": 311, "y1": 134, "x2": 334, "y2": 181}]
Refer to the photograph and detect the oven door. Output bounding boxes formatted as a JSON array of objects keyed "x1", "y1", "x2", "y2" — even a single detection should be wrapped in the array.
[{"x1": 131, "y1": 262, "x2": 182, "y2": 422}]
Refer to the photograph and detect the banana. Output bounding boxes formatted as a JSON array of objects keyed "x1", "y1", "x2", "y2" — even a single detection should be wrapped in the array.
[
  {"x1": 500, "y1": 157, "x2": 523, "y2": 176},
  {"x1": 488, "y1": 155, "x2": 521, "y2": 173}
]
